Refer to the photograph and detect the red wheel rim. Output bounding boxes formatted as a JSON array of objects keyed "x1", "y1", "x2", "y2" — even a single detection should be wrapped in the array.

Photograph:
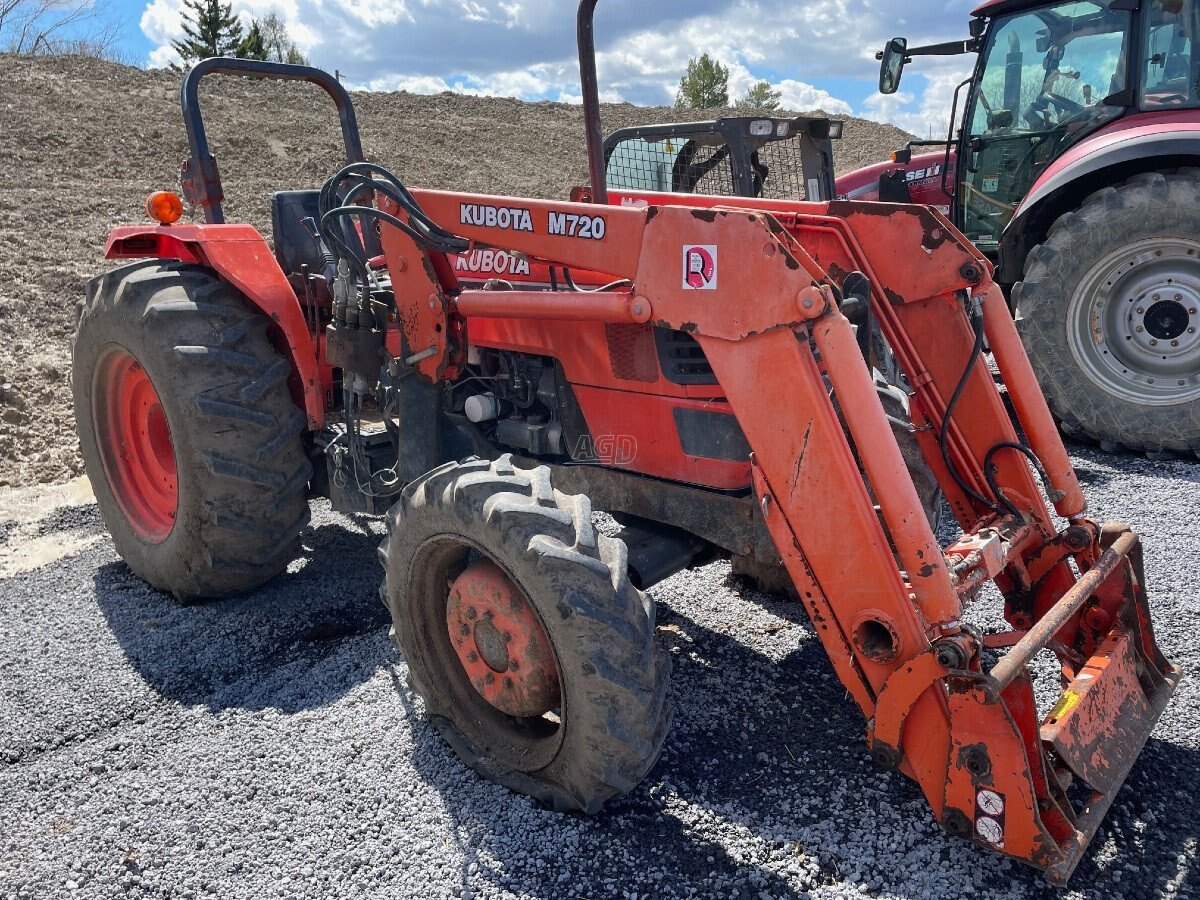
[
  {"x1": 446, "y1": 559, "x2": 561, "y2": 718},
  {"x1": 93, "y1": 347, "x2": 178, "y2": 543}
]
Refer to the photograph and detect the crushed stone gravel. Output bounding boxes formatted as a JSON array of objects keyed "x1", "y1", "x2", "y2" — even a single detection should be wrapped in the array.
[{"x1": 1, "y1": 445, "x2": 1197, "y2": 900}]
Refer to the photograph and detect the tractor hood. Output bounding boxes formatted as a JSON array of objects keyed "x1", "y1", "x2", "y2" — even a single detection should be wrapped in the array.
[{"x1": 835, "y1": 148, "x2": 955, "y2": 212}]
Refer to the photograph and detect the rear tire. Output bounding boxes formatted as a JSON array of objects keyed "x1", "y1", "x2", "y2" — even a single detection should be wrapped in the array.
[
  {"x1": 380, "y1": 455, "x2": 670, "y2": 813},
  {"x1": 1014, "y1": 171, "x2": 1200, "y2": 456},
  {"x1": 875, "y1": 373, "x2": 943, "y2": 533},
  {"x1": 734, "y1": 375, "x2": 943, "y2": 597},
  {"x1": 73, "y1": 261, "x2": 312, "y2": 600}
]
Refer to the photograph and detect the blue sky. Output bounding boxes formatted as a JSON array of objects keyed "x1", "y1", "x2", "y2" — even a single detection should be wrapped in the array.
[{"x1": 93, "y1": 0, "x2": 980, "y2": 134}]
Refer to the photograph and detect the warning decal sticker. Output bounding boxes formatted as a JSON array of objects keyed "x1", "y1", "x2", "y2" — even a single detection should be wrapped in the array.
[
  {"x1": 974, "y1": 788, "x2": 1006, "y2": 848},
  {"x1": 682, "y1": 245, "x2": 718, "y2": 290}
]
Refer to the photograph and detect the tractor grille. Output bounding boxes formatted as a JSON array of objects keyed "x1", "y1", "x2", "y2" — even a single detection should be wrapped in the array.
[
  {"x1": 655, "y1": 328, "x2": 717, "y2": 385},
  {"x1": 605, "y1": 324, "x2": 659, "y2": 383}
]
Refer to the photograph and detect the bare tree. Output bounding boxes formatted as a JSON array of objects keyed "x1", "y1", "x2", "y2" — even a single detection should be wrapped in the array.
[
  {"x1": 259, "y1": 12, "x2": 307, "y2": 65},
  {"x1": 0, "y1": 0, "x2": 127, "y2": 60}
]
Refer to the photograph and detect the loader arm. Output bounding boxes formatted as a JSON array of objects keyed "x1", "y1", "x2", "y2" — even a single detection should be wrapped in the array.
[{"x1": 373, "y1": 189, "x2": 1179, "y2": 883}]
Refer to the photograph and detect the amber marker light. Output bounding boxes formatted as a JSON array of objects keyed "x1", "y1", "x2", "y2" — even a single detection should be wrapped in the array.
[{"x1": 145, "y1": 191, "x2": 184, "y2": 225}]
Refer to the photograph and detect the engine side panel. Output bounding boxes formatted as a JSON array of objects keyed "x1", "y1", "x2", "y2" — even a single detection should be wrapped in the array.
[{"x1": 464, "y1": 316, "x2": 750, "y2": 490}]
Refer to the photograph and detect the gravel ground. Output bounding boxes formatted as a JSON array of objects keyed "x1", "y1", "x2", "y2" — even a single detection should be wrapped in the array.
[{"x1": 0, "y1": 446, "x2": 1197, "y2": 900}]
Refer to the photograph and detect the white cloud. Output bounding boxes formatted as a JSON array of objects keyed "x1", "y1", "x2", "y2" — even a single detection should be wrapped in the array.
[
  {"x1": 138, "y1": 0, "x2": 983, "y2": 134},
  {"x1": 776, "y1": 79, "x2": 854, "y2": 116},
  {"x1": 863, "y1": 58, "x2": 976, "y2": 138}
]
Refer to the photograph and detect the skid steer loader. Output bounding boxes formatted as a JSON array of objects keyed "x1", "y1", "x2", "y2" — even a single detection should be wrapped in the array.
[{"x1": 72, "y1": 0, "x2": 1179, "y2": 883}]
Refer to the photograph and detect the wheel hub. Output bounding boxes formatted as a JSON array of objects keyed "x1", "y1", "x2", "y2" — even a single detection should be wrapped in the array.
[
  {"x1": 472, "y1": 618, "x2": 511, "y2": 673},
  {"x1": 93, "y1": 348, "x2": 178, "y2": 542},
  {"x1": 446, "y1": 559, "x2": 560, "y2": 718},
  {"x1": 1068, "y1": 238, "x2": 1200, "y2": 405},
  {"x1": 1143, "y1": 299, "x2": 1190, "y2": 341}
]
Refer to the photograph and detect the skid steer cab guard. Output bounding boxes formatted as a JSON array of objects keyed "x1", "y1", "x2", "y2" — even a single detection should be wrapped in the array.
[
  {"x1": 601, "y1": 115, "x2": 841, "y2": 201},
  {"x1": 85, "y1": 0, "x2": 1180, "y2": 885}
]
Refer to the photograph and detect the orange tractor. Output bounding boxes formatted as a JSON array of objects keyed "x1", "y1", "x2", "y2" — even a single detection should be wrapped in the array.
[{"x1": 72, "y1": 0, "x2": 1179, "y2": 884}]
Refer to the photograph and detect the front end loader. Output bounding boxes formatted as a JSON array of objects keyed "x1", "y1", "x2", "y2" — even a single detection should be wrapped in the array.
[{"x1": 71, "y1": 1, "x2": 1180, "y2": 884}]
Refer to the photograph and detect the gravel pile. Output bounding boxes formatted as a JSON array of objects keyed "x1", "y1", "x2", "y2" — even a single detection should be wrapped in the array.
[
  {"x1": 0, "y1": 53, "x2": 913, "y2": 488},
  {"x1": 0, "y1": 445, "x2": 1197, "y2": 899}
]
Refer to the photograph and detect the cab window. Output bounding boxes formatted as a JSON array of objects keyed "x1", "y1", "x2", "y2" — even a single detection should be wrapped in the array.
[
  {"x1": 961, "y1": 2, "x2": 1131, "y2": 247},
  {"x1": 1141, "y1": 0, "x2": 1200, "y2": 108}
]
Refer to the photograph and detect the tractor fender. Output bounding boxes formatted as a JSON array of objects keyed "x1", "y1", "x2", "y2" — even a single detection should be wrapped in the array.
[
  {"x1": 1000, "y1": 112, "x2": 1200, "y2": 279},
  {"x1": 105, "y1": 224, "x2": 324, "y2": 430}
]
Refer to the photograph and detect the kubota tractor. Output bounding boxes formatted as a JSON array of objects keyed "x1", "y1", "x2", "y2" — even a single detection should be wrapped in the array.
[
  {"x1": 72, "y1": 0, "x2": 1179, "y2": 884},
  {"x1": 838, "y1": 0, "x2": 1200, "y2": 458}
]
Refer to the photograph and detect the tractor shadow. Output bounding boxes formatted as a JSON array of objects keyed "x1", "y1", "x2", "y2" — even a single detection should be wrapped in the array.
[
  {"x1": 94, "y1": 506, "x2": 392, "y2": 713},
  {"x1": 1069, "y1": 442, "x2": 1200, "y2": 488},
  {"x1": 399, "y1": 573, "x2": 1197, "y2": 900}
]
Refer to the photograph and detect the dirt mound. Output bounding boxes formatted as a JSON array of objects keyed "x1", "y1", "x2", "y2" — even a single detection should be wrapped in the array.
[{"x1": 0, "y1": 53, "x2": 913, "y2": 487}]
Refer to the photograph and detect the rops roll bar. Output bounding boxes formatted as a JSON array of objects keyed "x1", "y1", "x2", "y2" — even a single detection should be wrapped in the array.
[
  {"x1": 179, "y1": 57, "x2": 366, "y2": 224},
  {"x1": 577, "y1": 0, "x2": 607, "y2": 205}
]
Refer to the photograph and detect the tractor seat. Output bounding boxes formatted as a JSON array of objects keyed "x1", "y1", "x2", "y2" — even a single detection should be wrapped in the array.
[{"x1": 271, "y1": 189, "x2": 376, "y2": 279}]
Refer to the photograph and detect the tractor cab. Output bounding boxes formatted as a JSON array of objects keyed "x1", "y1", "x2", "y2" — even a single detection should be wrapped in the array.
[
  {"x1": 602, "y1": 115, "x2": 842, "y2": 201},
  {"x1": 863, "y1": 0, "x2": 1197, "y2": 252},
  {"x1": 837, "y1": 0, "x2": 1200, "y2": 460}
]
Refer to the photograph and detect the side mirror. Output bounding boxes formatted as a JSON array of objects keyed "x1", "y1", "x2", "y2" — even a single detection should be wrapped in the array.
[
  {"x1": 879, "y1": 37, "x2": 908, "y2": 95},
  {"x1": 987, "y1": 109, "x2": 1014, "y2": 129}
]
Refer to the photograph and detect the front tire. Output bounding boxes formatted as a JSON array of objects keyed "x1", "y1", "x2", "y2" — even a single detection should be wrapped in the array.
[
  {"x1": 1014, "y1": 171, "x2": 1200, "y2": 456},
  {"x1": 73, "y1": 261, "x2": 312, "y2": 600},
  {"x1": 380, "y1": 455, "x2": 671, "y2": 813}
]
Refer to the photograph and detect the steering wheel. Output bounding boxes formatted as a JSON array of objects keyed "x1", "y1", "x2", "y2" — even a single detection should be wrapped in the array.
[{"x1": 1047, "y1": 92, "x2": 1085, "y2": 115}]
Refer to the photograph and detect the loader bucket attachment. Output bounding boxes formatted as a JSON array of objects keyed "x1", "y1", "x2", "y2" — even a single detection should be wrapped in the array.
[
  {"x1": 865, "y1": 523, "x2": 1179, "y2": 884},
  {"x1": 985, "y1": 527, "x2": 1180, "y2": 883}
]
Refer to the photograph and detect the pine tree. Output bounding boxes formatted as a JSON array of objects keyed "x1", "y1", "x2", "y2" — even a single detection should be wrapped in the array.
[
  {"x1": 675, "y1": 54, "x2": 730, "y2": 109},
  {"x1": 237, "y1": 19, "x2": 268, "y2": 60},
  {"x1": 171, "y1": 0, "x2": 244, "y2": 67},
  {"x1": 736, "y1": 81, "x2": 783, "y2": 111}
]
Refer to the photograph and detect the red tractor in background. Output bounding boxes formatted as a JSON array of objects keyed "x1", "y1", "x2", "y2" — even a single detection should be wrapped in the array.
[
  {"x1": 70, "y1": 0, "x2": 1180, "y2": 884},
  {"x1": 836, "y1": 0, "x2": 1200, "y2": 457}
]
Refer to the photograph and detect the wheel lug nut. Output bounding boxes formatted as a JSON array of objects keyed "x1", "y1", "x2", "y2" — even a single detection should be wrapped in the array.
[
  {"x1": 1172, "y1": 340, "x2": 1180, "y2": 347},
  {"x1": 1191, "y1": 308, "x2": 1198, "y2": 315},
  {"x1": 1137, "y1": 326, "x2": 1145, "y2": 333},
  {"x1": 1154, "y1": 294, "x2": 1162, "y2": 301},
  {"x1": 1150, "y1": 339, "x2": 1159, "y2": 346},
  {"x1": 1137, "y1": 308, "x2": 1145, "y2": 314}
]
